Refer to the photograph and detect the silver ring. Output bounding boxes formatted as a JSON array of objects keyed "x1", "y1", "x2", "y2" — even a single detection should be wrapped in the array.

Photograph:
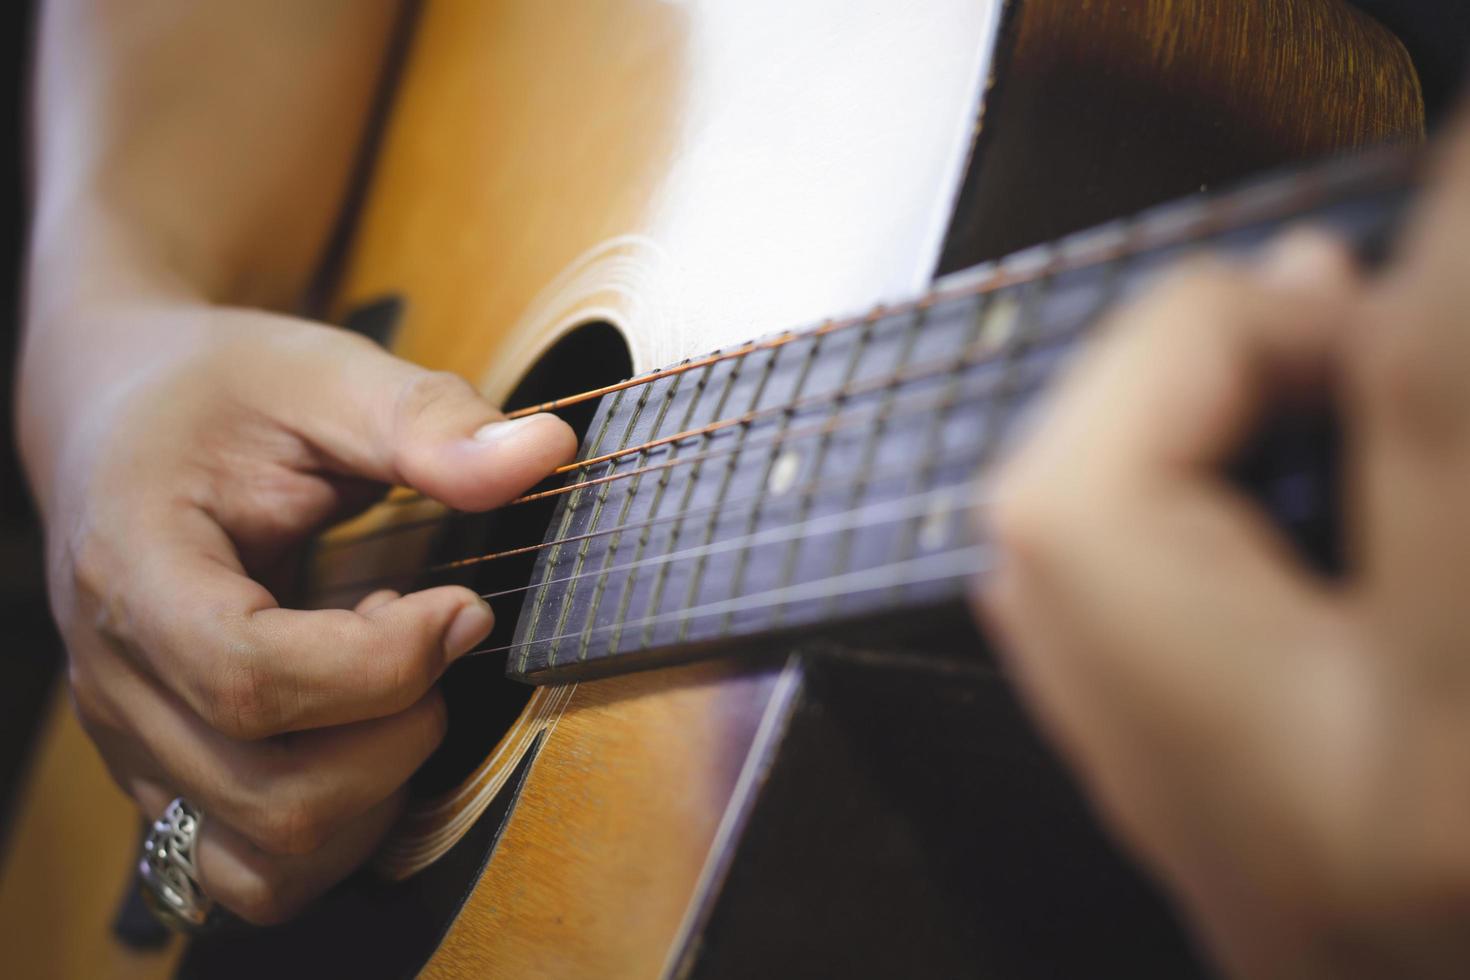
[{"x1": 138, "y1": 797, "x2": 216, "y2": 931}]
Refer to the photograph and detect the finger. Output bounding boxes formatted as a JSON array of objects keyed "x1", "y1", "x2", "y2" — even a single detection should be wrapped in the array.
[
  {"x1": 148, "y1": 685, "x2": 445, "y2": 856},
  {"x1": 89, "y1": 643, "x2": 446, "y2": 856},
  {"x1": 987, "y1": 232, "x2": 1357, "y2": 656},
  {"x1": 249, "y1": 326, "x2": 578, "y2": 512},
  {"x1": 978, "y1": 236, "x2": 1360, "y2": 828},
  {"x1": 120, "y1": 505, "x2": 491, "y2": 738},
  {"x1": 136, "y1": 780, "x2": 404, "y2": 926},
  {"x1": 1354, "y1": 97, "x2": 1470, "y2": 446},
  {"x1": 1021, "y1": 234, "x2": 1355, "y2": 480},
  {"x1": 1349, "y1": 111, "x2": 1470, "y2": 655}
]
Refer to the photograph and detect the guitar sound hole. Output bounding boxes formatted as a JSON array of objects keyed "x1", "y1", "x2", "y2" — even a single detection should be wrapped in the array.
[{"x1": 409, "y1": 321, "x2": 632, "y2": 798}]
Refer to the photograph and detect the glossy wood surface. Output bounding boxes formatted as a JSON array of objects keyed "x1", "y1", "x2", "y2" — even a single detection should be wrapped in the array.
[
  {"x1": 339, "y1": 2, "x2": 999, "y2": 973},
  {"x1": 0, "y1": 691, "x2": 184, "y2": 978},
  {"x1": 0, "y1": 0, "x2": 1426, "y2": 977},
  {"x1": 420, "y1": 661, "x2": 786, "y2": 980},
  {"x1": 944, "y1": 0, "x2": 1424, "y2": 264},
  {"x1": 334, "y1": 0, "x2": 1000, "y2": 390}
]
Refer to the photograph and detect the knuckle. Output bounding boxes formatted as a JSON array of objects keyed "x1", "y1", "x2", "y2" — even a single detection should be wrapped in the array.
[
  {"x1": 390, "y1": 370, "x2": 481, "y2": 479},
  {"x1": 66, "y1": 661, "x2": 108, "y2": 728},
  {"x1": 394, "y1": 370, "x2": 475, "y2": 431},
  {"x1": 68, "y1": 532, "x2": 110, "y2": 601},
  {"x1": 200, "y1": 650, "x2": 281, "y2": 741},
  {"x1": 67, "y1": 535, "x2": 135, "y2": 649},
  {"x1": 988, "y1": 466, "x2": 1064, "y2": 563},
  {"x1": 391, "y1": 643, "x2": 440, "y2": 696},
  {"x1": 246, "y1": 793, "x2": 330, "y2": 857},
  {"x1": 365, "y1": 622, "x2": 440, "y2": 700}
]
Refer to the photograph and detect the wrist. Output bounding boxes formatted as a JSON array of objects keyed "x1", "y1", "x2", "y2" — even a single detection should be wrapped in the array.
[
  {"x1": 17, "y1": 198, "x2": 221, "y2": 518},
  {"x1": 28, "y1": 190, "x2": 219, "y2": 320}
]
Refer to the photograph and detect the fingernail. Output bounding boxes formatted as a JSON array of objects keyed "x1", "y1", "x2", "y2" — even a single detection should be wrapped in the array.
[
  {"x1": 1258, "y1": 231, "x2": 1352, "y2": 290},
  {"x1": 444, "y1": 598, "x2": 494, "y2": 659},
  {"x1": 472, "y1": 415, "x2": 544, "y2": 445}
]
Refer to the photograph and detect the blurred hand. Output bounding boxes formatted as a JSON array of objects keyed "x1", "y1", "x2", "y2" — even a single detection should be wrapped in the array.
[
  {"x1": 30, "y1": 306, "x2": 575, "y2": 924},
  {"x1": 977, "y1": 115, "x2": 1470, "y2": 977}
]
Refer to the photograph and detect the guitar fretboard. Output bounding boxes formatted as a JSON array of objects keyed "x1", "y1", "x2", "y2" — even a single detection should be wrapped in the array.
[{"x1": 507, "y1": 149, "x2": 1416, "y2": 683}]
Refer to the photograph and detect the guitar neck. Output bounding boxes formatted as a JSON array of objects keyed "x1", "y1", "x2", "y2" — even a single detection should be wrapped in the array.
[{"x1": 507, "y1": 147, "x2": 1418, "y2": 684}]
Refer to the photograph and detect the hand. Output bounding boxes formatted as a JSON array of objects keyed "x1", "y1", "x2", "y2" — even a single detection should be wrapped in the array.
[
  {"x1": 25, "y1": 305, "x2": 575, "y2": 925},
  {"x1": 976, "y1": 118, "x2": 1470, "y2": 978}
]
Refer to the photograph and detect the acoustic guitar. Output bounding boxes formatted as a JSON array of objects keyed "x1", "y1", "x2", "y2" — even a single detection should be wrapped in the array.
[{"x1": 0, "y1": 0, "x2": 1424, "y2": 976}]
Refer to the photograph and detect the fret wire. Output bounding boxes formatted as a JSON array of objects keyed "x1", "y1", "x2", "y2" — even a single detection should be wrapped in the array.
[
  {"x1": 515, "y1": 385, "x2": 627, "y2": 675},
  {"x1": 375, "y1": 147, "x2": 1419, "y2": 513},
  {"x1": 341, "y1": 165, "x2": 1401, "y2": 536},
  {"x1": 635, "y1": 347, "x2": 751, "y2": 651},
  {"x1": 544, "y1": 377, "x2": 656, "y2": 667},
  {"x1": 496, "y1": 338, "x2": 1020, "y2": 510},
  {"x1": 714, "y1": 320, "x2": 827, "y2": 638},
  {"x1": 317, "y1": 373, "x2": 1001, "y2": 602},
  {"x1": 671, "y1": 341, "x2": 785, "y2": 645},
  {"x1": 764, "y1": 307, "x2": 878, "y2": 631},
  {"x1": 313, "y1": 153, "x2": 1422, "y2": 643},
  {"x1": 482, "y1": 544, "x2": 993, "y2": 664},
  {"x1": 1096, "y1": 216, "x2": 1138, "y2": 329},
  {"x1": 976, "y1": 267, "x2": 1051, "y2": 472},
  {"x1": 470, "y1": 296, "x2": 1058, "y2": 620},
  {"x1": 574, "y1": 366, "x2": 689, "y2": 663},
  {"x1": 486, "y1": 483, "x2": 978, "y2": 610},
  {"x1": 605, "y1": 361, "x2": 716, "y2": 656},
  {"x1": 314, "y1": 372, "x2": 1006, "y2": 600},
  {"x1": 819, "y1": 298, "x2": 928, "y2": 619},
  {"x1": 886, "y1": 290, "x2": 995, "y2": 576}
]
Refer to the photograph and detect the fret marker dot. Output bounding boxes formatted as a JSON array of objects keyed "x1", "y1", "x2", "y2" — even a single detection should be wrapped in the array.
[
  {"x1": 919, "y1": 501, "x2": 951, "y2": 551},
  {"x1": 768, "y1": 451, "x2": 801, "y2": 496},
  {"x1": 979, "y1": 295, "x2": 1020, "y2": 352}
]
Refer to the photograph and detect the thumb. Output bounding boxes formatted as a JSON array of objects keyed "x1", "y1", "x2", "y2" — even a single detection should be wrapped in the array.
[{"x1": 279, "y1": 327, "x2": 579, "y2": 511}]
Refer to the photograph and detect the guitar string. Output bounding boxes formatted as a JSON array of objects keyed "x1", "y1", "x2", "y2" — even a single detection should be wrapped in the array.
[
  {"x1": 314, "y1": 350, "x2": 1010, "y2": 569},
  {"x1": 463, "y1": 543, "x2": 993, "y2": 662},
  {"x1": 480, "y1": 483, "x2": 978, "y2": 604},
  {"x1": 370, "y1": 215, "x2": 1116, "y2": 514},
  {"x1": 315, "y1": 158, "x2": 1408, "y2": 609},
  {"x1": 312, "y1": 221, "x2": 1250, "y2": 586},
  {"x1": 370, "y1": 157, "x2": 1370, "y2": 516},
  {"x1": 372, "y1": 284, "x2": 1027, "y2": 514},
  {"x1": 324, "y1": 155, "x2": 1411, "y2": 666},
  {"x1": 338, "y1": 482, "x2": 979, "y2": 608},
  {"x1": 317, "y1": 437, "x2": 988, "y2": 600},
  {"x1": 326, "y1": 298, "x2": 1039, "y2": 573},
  {"x1": 457, "y1": 339, "x2": 1008, "y2": 511}
]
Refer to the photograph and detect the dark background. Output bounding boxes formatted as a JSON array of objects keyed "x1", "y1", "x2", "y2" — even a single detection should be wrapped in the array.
[{"x1": 0, "y1": 0, "x2": 1466, "y2": 843}]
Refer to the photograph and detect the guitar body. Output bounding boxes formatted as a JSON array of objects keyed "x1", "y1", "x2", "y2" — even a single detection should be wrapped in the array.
[{"x1": 0, "y1": 1, "x2": 1421, "y2": 977}]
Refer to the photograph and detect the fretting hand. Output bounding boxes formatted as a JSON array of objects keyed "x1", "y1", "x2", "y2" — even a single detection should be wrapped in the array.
[{"x1": 977, "y1": 111, "x2": 1470, "y2": 977}]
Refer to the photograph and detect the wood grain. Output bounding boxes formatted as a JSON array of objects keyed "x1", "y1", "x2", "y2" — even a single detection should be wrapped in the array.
[
  {"x1": 420, "y1": 661, "x2": 784, "y2": 979},
  {"x1": 943, "y1": 0, "x2": 1425, "y2": 266},
  {"x1": 333, "y1": 0, "x2": 1000, "y2": 393},
  {"x1": 0, "y1": 0, "x2": 1427, "y2": 977}
]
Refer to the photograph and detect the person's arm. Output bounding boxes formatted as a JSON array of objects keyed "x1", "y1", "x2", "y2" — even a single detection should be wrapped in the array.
[
  {"x1": 24, "y1": 0, "x2": 397, "y2": 500},
  {"x1": 19, "y1": 0, "x2": 575, "y2": 925},
  {"x1": 977, "y1": 110, "x2": 1470, "y2": 977}
]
